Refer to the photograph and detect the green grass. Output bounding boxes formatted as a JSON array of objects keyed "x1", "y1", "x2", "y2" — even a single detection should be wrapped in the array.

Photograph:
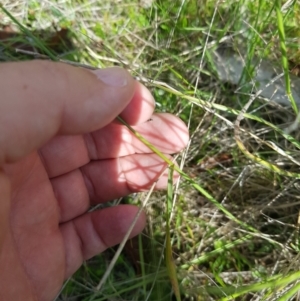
[{"x1": 2, "y1": 0, "x2": 300, "y2": 300}]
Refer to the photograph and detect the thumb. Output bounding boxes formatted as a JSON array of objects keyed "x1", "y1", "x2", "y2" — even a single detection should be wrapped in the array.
[{"x1": 0, "y1": 60, "x2": 136, "y2": 164}]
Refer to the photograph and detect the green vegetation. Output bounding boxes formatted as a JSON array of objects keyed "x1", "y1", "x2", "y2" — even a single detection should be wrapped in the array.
[{"x1": 2, "y1": 0, "x2": 300, "y2": 300}]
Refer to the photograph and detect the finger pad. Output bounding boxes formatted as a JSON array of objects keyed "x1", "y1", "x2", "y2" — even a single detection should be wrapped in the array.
[{"x1": 92, "y1": 205, "x2": 146, "y2": 247}]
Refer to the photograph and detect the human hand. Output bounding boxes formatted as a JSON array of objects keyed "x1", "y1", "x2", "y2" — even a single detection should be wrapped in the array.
[{"x1": 0, "y1": 61, "x2": 189, "y2": 301}]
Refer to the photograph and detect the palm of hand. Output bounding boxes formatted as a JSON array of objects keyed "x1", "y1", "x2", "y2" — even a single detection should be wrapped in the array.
[{"x1": 4, "y1": 151, "x2": 68, "y2": 300}]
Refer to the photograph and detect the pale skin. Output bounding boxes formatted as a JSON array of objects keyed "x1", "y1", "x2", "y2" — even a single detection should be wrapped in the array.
[{"x1": 0, "y1": 60, "x2": 189, "y2": 301}]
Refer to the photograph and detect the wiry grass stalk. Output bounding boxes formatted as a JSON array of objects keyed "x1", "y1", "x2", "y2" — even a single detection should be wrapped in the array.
[
  {"x1": 275, "y1": 0, "x2": 298, "y2": 114},
  {"x1": 218, "y1": 271, "x2": 300, "y2": 301},
  {"x1": 117, "y1": 116, "x2": 274, "y2": 237},
  {"x1": 0, "y1": 4, "x2": 57, "y2": 60},
  {"x1": 140, "y1": 79, "x2": 300, "y2": 178},
  {"x1": 165, "y1": 167, "x2": 181, "y2": 301}
]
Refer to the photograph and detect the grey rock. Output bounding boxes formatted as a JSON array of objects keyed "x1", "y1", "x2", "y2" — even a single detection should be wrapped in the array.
[{"x1": 212, "y1": 47, "x2": 300, "y2": 106}]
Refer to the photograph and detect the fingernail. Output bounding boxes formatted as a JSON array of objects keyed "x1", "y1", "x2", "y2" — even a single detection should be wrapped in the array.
[{"x1": 92, "y1": 67, "x2": 128, "y2": 87}]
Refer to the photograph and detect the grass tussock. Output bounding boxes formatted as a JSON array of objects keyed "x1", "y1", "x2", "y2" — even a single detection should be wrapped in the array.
[{"x1": 2, "y1": 0, "x2": 300, "y2": 300}]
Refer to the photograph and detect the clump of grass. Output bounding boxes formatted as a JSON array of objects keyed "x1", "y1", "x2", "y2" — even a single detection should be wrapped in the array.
[{"x1": 2, "y1": 0, "x2": 300, "y2": 300}]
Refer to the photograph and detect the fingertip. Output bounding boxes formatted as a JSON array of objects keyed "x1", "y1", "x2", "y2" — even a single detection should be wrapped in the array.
[
  {"x1": 131, "y1": 113, "x2": 190, "y2": 154},
  {"x1": 119, "y1": 81, "x2": 156, "y2": 125},
  {"x1": 154, "y1": 160, "x2": 181, "y2": 190},
  {"x1": 172, "y1": 114, "x2": 190, "y2": 149},
  {"x1": 89, "y1": 204, "x2": 147, "y2": 254}
]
